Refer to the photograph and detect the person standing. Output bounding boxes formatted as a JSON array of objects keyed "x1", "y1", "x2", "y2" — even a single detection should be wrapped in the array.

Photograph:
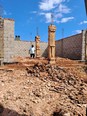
[{"x1": 29, "y1": 45, "x2": 35, "y2": 58}]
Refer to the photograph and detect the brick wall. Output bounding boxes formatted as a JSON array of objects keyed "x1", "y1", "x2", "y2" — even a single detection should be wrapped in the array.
[{"x1": 56, "y1": 33, "x2": 83, "y2": 60}]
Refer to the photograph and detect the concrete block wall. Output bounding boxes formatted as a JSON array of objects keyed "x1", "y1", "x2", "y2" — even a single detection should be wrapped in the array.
[
  {"x1": 56, "y1": 33, "x2": 83, "y2": 60},
  {"x1": 14, "y1": 40, "x2": 48, "y2": 58},
  {"x1": 86, "y1": 31, "x2": 87, "y2": 60},
  {"x1": 0, "y1": 17, "x2": 4, "y2": 58},
  {"x1": 3, "y1": 19, "x2": 14, "y2": 62},
  {"x1": 14, "y1": 41, "x2": 35, "y2": 57},
  {"x1": 40, "y1": 42, "x2": 48, "y2": 57},
  {"x1": 55, "y1": 40, "x2": 63, "y2": 57}
]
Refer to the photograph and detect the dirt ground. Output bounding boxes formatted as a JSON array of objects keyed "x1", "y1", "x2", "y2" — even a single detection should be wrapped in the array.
[{"x1": 0, "y1": 57, "x2": 87, "y2": 116}]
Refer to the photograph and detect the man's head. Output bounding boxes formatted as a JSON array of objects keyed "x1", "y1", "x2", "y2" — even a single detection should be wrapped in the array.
[{"x1": 32, "y1": 45, "x2": 34, "y2": 47}]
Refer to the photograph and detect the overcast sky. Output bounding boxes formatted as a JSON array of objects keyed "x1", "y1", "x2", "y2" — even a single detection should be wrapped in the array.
[{"x1": 0, "y1": 0, "x2": 87, "y2": 42}]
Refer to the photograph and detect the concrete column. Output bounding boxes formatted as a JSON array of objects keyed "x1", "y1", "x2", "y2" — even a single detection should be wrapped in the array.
[
  {"x1": 3, "y1": 18, "x2": 14, "y2": 63},
  {"x1": 48, "y1": 24, "x2": 56, "y2": 64},
  {"x1": 35, "y1": 35, "x2": 40, "y2": 58}
]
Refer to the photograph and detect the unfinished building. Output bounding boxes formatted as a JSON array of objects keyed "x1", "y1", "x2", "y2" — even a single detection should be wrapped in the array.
[
  {"x1": 0, "y1": 17, "x2": 87, "y2": 65},
  {"x1": 0, "y1": 17, "x2": 48, "y2": 65}
]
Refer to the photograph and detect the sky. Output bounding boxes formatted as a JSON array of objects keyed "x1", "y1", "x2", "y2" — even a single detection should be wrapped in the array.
[{"x1": 0, "y1": 0, "x2": 87, "y2": 42}]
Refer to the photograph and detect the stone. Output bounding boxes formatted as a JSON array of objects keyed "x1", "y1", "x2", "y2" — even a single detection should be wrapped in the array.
[
  {"x1": 64, "y1": 113, "x2": 70, "y2": 116},
  {"x1": 0, "y1": 103, "x2": 4, "y2": 113}
]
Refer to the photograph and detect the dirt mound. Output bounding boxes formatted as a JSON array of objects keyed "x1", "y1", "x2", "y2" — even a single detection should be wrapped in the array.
[{"x1": 0, "y1": 57, "x2": 87, "y2": 116}]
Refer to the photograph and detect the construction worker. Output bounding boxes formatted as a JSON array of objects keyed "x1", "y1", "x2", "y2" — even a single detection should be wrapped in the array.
[{"x1": 29, "y1": 45, "x2": 35, "y2": 58}]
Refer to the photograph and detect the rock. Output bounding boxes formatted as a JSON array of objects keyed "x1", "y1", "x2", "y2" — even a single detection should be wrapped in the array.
[
  {"x1": 64, "y1": 112, "x2": 70, "y2": 116},
  {"x1": 0, "y1": 104, "x2": 4, "y2": 113}
]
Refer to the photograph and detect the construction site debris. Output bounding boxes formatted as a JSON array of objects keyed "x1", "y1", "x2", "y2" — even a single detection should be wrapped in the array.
[{"x1": 0, "y1": 57, "x2": 87, "y2": 116}]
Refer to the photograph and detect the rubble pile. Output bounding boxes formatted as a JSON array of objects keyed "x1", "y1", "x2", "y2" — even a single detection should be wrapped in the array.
[
  {"x1": 0, "y1": 58, "x2": 87, "y2": 116},
  {"x1": 26, "y1": 63, "x2": 87, "y2": 115}
]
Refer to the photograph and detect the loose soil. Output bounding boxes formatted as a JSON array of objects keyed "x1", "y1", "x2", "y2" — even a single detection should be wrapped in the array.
[{"x1": 0, "y1": 57, "x2": 87, "y2": 116}]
